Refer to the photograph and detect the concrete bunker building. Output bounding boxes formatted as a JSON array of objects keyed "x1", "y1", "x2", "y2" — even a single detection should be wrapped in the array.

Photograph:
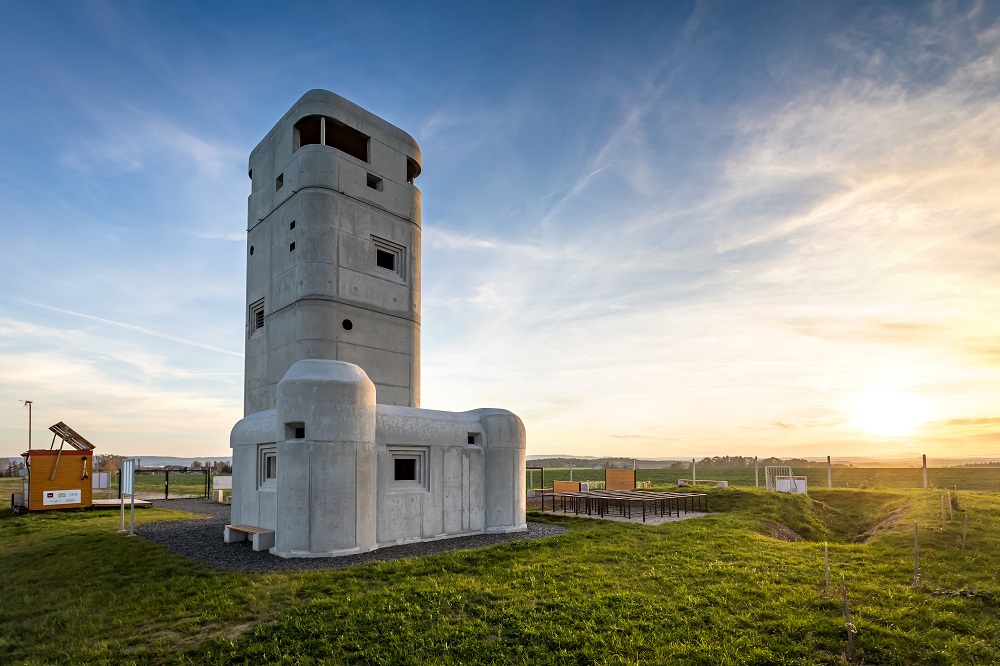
[{"x1": 228, "y1": 90, "x2": 526, "y2": 557}]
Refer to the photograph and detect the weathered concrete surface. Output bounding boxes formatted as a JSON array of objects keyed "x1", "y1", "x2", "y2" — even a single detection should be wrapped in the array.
[
  {"x1": 244, "y1": 89, "x2": 421, "y2": 413},
  {"x1": 231, "y1": 360, "x2": 526, "y2": 558},
  {"x1": 230, "y1": 91, "x2": 526, "y2": 558}
]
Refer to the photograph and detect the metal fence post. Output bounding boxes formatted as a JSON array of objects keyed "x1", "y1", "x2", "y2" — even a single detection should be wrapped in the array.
[
  {"x1": 165, "y1": 469, "x2": 170, "y2": 500},
  {"x1": 922, "y1": 454, "x2": 928, "y2": 489},
  {"x1": 827, "y1": 455, "x2": 832, "y2": 488}
]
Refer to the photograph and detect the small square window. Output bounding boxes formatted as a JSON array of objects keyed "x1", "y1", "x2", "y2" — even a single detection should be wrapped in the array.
[
  {"x1": 285, "y1": 422, "x2": 305, "y2": 439},
  {"x1": 275, "y1": 173, "x2": 284, "y2": 190},
  {"x1": 249, "y1": 299, "x2": 265, "y2": 337},
  {"x1": 394, "y1": 458, "x2": 416, "y2": 481},
  {"x1": 289, "y1": 220, "x2": 296, "y2": 230},
  {"x1": 372, "y1": 237, "x2": 405, "y2": 280},
  {"x1": 376, "y1": 248, "x2": 394, "y2": 271},
  {"x1": 389, "y1": 446, "x2": 429, "y2": 491},
  {"x1": 258, "y1": 445, "x2": 277, "y2": 489},
  {"x1": 366, "y1": 173, "x2": 383, "y2": 191},
  {"x1": 289, "y1": 242, "x2": 296, "y2": 252}
]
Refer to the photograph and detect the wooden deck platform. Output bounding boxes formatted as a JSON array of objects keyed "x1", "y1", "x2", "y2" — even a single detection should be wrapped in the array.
[{"x1": 91, "y1": 498, "x2": 153, "y2": 509}]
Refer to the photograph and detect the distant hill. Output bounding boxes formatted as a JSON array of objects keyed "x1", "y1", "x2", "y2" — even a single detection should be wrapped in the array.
[
  {"x1": 527, "y1": 454, "x2": 1000, "y2": 468},
  {"x1": 527, "y1": 457, "x2": 685, "y2": 469},
  {"x1": 129, "y1": 456, "x2": 231, "y2": 469}
]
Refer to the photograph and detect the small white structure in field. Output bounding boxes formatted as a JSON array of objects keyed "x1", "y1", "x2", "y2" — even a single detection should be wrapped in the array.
[
  {"x1": 765, "y1": 466, "x2": 808, "y2": 494},
  {"x1": 227, "y1": 91, "x2": 526, "y2": 557}
]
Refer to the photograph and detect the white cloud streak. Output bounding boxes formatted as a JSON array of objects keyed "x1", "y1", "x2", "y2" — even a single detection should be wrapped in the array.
[
  {"x1": 422, "y1": 5, "x2": 1000, "y2": 458},
  {"x1": 11, "y1": 299, "x2": 243, "y2": 357}
]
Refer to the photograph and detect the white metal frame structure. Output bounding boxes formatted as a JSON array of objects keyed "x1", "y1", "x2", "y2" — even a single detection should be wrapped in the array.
[{"x1": 765, "y1": 466, "x2": 798, "y2": 493}]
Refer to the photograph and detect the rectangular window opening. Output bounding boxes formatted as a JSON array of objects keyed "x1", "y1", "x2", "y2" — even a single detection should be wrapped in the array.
[
  {"x1": 467, "y1": 433, "x2": 479, "y2": 445},
  {"x1": 289, "y1": 242, "x2": 296, "y2": 252},
  {"x1": 389, "y1": 446, "x2": 429, "y2": 491},
  {"x1": 294, "y1": 115, "x2": 322, "y2": 149},
  {"x1": 366, "y1": 173, "x2": 383, "y2": 191},
  {"x1": 406, "y1": 157, "x2": 420, "y2": 184},
  {"x1": 289, "y1": 220, "x2": 295, "y2": 230},
  {"x1": 285, "y1": 422, "x2": 305, "y2": 440},
  {"x1": 324, "y1": 117, "x2": 369, "y2": 162},
  {"x1": 249, "y1": 299, "x2": 265, "y2": 337},
  {"x1": 394, "y1": 458, "x2": 416, "y2": 482},
  {"x1": 372, "y1": 236, "x2": 405, "y2": 280},
  {"x1": 275, "y1": 173, "x2": 284, "y2": 190},
  {"x1": 375, "y1": 248, "x2": 395, "y2": 271},
  {"x1": 258, "y1": 445, "x2": 277, "y2": 489}
]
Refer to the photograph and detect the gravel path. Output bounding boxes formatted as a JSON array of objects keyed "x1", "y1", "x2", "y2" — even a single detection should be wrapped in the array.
[{"x1": 136, "y1": 499, "x2": 568, "y2": 573}]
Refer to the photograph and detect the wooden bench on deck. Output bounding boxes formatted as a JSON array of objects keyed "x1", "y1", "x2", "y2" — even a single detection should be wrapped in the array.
[{"x1": 224, "y1": 524, "x2": 275, "y2": 551}]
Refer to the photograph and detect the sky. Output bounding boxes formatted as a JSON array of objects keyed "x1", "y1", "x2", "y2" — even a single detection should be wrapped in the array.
[{"x1": 1, "y1": 0, "x2": 999, "y2": 461}]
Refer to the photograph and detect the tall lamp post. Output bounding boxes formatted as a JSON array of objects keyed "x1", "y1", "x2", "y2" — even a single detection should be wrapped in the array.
[{"x1": 21, "y1": 400, "x2": 33, "y2": 449}]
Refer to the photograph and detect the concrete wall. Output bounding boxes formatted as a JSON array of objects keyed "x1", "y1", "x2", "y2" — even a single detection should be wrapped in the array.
[
  {"x1": 231, "y1": 92, "x2": 525, "y2": 559},
  {"x1": 244, "y1": 90, "x2": 422, "y2": 415},
  {"x1": 372, "y1": 406, "x2": 528, "y2": 545},
  {"x1": 229, "y1": 360, "x2": 526, "y2": 558}
]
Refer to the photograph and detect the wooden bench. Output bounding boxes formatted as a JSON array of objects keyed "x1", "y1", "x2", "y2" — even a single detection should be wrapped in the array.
[
  {"x1": 677, "y1": 479, "x2": 728, "y2": 488},
  {"x1": 224, "y1": 524, "x2": 275, "y2": 551}
]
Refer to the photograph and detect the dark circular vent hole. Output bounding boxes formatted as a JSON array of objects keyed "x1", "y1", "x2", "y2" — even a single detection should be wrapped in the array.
[
  {"x1": 342, "y1": 319, "x2": 353, "y2": 331},
  {"x1": 249, "y1": 246, "x2": 255, "y2": 255}
]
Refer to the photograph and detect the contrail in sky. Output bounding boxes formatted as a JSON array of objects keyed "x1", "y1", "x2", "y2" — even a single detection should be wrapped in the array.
[
  {"x1": 9, "y1": 299, "x2": 244, "y2": 358},
  {"x1": 540, "y1": 163, "x2": 614, "y2": 200}
]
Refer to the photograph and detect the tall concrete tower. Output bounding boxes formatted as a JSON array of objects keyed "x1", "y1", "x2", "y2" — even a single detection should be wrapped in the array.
[{"x1": 244, "y1": 90, "x2": 422, "y2": 414}]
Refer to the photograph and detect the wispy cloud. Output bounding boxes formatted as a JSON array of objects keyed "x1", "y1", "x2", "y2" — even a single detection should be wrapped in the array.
[
  {"x1": 423, "y1": 4, "x2": 1000, "y2": 459},
  {"x1": 58, "y1": 109, "x2": 243, "y2": 178},
  {"x1": 185, "y1": 230, "x2": 246, "y2": 242},
  {"x1": 11, "y1": 299, "x2": 243, "y2": 357}
]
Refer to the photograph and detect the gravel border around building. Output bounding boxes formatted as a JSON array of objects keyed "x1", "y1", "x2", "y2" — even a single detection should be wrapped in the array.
[{"x1": 135, "y1": 499, "x2": 568, "y2": 573}]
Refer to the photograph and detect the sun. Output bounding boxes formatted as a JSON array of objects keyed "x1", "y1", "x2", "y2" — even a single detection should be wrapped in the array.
[{"x1": 849, "y1": 389, "x2": 930, "y2": 437}]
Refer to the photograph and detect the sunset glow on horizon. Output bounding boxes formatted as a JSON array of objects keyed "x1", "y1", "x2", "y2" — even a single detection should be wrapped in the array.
[{"x1": 1, "y1": 1, "x2": 999, "y2": 461}]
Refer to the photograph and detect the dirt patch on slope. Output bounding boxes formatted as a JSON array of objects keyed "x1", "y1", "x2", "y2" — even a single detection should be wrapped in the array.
[
  {"x1": 857, "y1": 503, "x2": 910, "y2": 543},
  {"x1": 761, "y1": 522, "x2": 803, "y2": 542}
]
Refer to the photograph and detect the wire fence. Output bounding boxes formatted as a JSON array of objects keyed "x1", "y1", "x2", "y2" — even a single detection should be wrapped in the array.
[
  {"x1": 527, "y1": 457, "x2": 1000, "y2": 492},
  {"x1": 110, "y1": 468, "x2": 211, "y2": 500}
]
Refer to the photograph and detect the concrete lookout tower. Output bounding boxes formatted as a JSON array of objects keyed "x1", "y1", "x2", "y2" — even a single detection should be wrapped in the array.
[
  {"x1": 244, "y1": 89, "x2": 422, "y2": 414},
  {"x1": 228, "y1": 91, "x2": 526, "y2": 558}
]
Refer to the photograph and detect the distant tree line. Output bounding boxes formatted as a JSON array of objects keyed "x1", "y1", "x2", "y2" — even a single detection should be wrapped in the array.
[
  {"x1": 688, "y1": 456, "x2": 850, "y2": 469},
  {"x1": 2, "y1": 459, "x2": 26, "y2": 477},
  {"x1": 529, "y1": 456, "x2": 850, "y2": 470},
  {"x1": 2, "y1": 455, "x2": 232, "y2": 476}
]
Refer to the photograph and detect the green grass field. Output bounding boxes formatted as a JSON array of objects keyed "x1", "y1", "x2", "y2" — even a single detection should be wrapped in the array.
[
  {"x1": 2, "y1": 485, "x2": 998, "y2": 664},
  {"x1": 529, "y1": 466, "x2": 1000, "y2": 491}
]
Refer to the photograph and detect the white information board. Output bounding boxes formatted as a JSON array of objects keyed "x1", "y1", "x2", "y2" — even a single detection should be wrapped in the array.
[
  {"x1": 92, "y1": 471, "x2": 110, "y2": 490},
  {"x1": 212, "y1": 475, "x2": 233, "y2": 490},
  {"x1": 42, "y1": 489, "x2": 81, "y2": 506},
  {"x1": 121, "y1": 460, "x2": 135, "y2": 495}
]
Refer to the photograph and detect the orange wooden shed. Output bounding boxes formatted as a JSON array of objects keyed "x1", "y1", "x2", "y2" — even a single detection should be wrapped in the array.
[{"x1": 21, "y1": 422, "x2": 95, "y2": 511}]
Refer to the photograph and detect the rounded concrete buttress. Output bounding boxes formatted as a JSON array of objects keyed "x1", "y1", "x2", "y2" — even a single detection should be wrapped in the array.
[
  {"x1": 274, "y1": 359, "x2": 377, "y2": 557},
  {"x1": 477, "y1": 410, "x2": 527, "y2": 531}
]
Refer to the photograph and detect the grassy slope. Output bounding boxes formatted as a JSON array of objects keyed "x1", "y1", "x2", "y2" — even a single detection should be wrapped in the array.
[{"x1": 1, "y1": 489, "x2": 997, "y2": 665}]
